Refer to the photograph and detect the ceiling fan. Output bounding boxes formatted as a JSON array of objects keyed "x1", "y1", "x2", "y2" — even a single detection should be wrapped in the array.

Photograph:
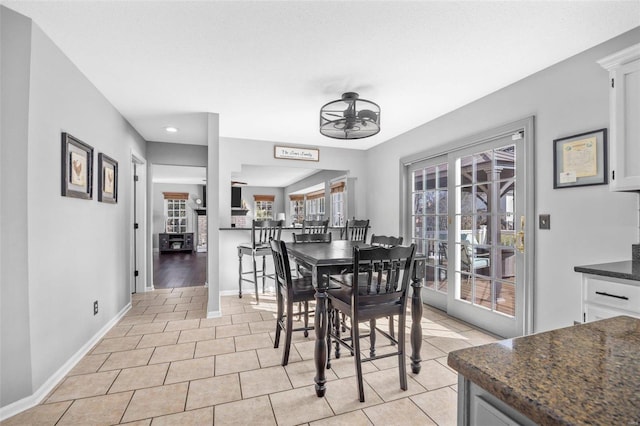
[{"x1": 319, "y1": 92, "x2": 380, "y2": 139}]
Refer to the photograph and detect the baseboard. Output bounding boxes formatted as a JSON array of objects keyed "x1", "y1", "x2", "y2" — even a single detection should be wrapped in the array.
[
  {"x1": 219, "y1": 287, "x2": 275, "y2": 297},
  {"x1": 0, "y1": 302, "x2": 132, "y2": 421},
  {"x1": 207, "y1": 309, "x2": 222, "y2": 318}
]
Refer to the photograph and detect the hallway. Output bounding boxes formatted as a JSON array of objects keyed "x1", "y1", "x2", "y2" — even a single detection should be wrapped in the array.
[{"x1": 153, "y1": 252, "x2": 207, "y2": 289}]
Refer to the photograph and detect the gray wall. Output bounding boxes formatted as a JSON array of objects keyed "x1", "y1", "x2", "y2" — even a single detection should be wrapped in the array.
[
  {"x1": 0, "y1": 7, "x2": 147, "y2": 409},
  {"x1": 1, "y1": 6, "x2": 34, "y2": 407},
  {"x1": 367, "y1": 27, "x2": 640, "y2": 333},
  {"x1": 146, "y1": 141, "x2": 207, "y2": 167}
]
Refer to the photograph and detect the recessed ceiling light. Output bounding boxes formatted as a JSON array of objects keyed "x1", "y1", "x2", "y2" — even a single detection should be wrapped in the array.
[{"x1": 164, "y1": 126, "x2": 178, "y2": 133}]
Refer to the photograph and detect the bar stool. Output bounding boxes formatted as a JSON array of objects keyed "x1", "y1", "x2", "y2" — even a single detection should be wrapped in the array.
[{"x1": 237, "y1": 219, "x2": 283, "y2": 303}]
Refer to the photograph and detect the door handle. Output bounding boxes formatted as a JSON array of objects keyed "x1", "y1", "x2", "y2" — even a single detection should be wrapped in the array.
[{"x1": 516, "y1": 216, "x2": 525, "y2": 253}]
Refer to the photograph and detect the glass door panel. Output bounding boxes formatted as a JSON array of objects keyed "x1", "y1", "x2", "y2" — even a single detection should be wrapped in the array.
[
  {"x1": 409, "y1": 157, "x2": 448, "y2": 310},
  {"x1": 448, "y1": 133, "x2": 524, "y2": 337}
]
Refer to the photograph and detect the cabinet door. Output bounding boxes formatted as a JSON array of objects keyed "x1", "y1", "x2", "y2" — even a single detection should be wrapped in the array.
[
  {"x1": 600, "y1": 44, "x2": 640, "y2": 191},
  {"x1": 611, "y1": 58, "x2": 640, "y2": 190}
]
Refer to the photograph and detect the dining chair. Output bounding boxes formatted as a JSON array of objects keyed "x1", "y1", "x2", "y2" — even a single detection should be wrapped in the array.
[
  {"x1": 270, "y1": 239, "x2": 315, "y2": 366},
  {"x1": 370, "y1": 234, "x2": 404, "y2": 343},
  {"x1": 326, "y1": 244, "x2": 416, "y2": 402},
  {"x1": 237, "y1": 219, "x2": 283, "y2": 303},
  {"x1": 302, "y1": 219, "x2": 329, "y2": 234},
  {"x1": 340, "y1": 219, "x2": 369, "y2": 242},
  {"x1": 460, "y1": 240, "x2": 491, "y2": 301},
  {"x1": 292, "y1": 233, "x2": 332, "y2": 284},
  {"x1": 291, "y1": 232, "x2": 333, "y2": 319}
]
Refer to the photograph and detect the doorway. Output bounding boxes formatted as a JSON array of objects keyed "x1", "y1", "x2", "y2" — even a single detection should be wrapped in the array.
[
  {"x1": 152, "y1": 164, "x2": 207, "y2": 288},
  {"x1": 131, "y1": 152, "x2": 147, "y2": 294},
  {"x1": 405, "y1": 118, "x2": 534, "y2": 337}
]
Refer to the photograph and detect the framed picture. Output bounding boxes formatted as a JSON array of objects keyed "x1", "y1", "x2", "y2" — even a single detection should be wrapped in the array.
[
  {"x1": 553, "y1": 128, "x2": 608, "y2": 189},
  {"x1": 274, "y1": 145, "x2": 319, "y2": 161},
  {"x1": 98, "y1": 153, "x2": 118, "y2": 203},
  {"x1": 61, "y1": 132, "x2": 93, "y2": 199}
]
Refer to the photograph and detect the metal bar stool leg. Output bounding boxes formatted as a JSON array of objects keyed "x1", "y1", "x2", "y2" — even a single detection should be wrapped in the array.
[{"x1": 238, "y1": 248, "x2": 243, "y2": 298}]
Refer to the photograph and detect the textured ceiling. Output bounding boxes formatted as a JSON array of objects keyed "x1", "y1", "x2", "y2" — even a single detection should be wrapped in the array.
[{"x1": 5, "y1": 1, "x2": 639, "y2": 149}]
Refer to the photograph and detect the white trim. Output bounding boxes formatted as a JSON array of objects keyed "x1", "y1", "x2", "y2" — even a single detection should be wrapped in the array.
[
  {"x1": 0, "y1": 303, "x2": 131, "y2": 421},
  {"x1": 207, "y1": 309, "x2": 222, "y2": 319}
]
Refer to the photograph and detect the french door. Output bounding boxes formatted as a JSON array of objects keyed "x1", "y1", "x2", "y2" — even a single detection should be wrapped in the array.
[{"x1": 408, "y1": 125, "x2": 532, "y2": 337}]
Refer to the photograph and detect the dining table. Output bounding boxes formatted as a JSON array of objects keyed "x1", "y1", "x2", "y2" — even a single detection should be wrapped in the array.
[{"x1": 286, "y1": 239, "x2": 425, "y2": 397}]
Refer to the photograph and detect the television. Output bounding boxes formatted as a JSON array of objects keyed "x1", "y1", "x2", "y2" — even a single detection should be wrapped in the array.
[{"x1": 231, "y1": 186, "x2": 242, "y2": 208}]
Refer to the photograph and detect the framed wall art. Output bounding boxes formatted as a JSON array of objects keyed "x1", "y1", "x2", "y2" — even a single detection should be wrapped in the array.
[
  {"x1": 553, "y1": 128, "x2": 607, "y2": 189},
  {"x1": 98, "y1": 153, "x2": 118, "y2": 203},
  {"x1": 274, "y1": 145, "x2": 319, "y2": 161},
  {"x1": 61, "y1": 132, "x2": 93, "y2": 199}
]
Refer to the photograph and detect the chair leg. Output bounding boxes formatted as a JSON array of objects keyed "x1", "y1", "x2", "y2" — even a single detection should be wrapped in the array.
[
  {"x1": 326, "y1": 305, "x2": 332, "y2": 369},
  {"x1": 334, "y1": 307, "x2": 341, "y2": 359},
  {"x1": 303, "y1": 301, "x2": 309, "y2": 338},
  {"x1": 238, "y1": 249, "x2": 243, "y2": 298},
  {"x1": 369, "y1": 319, "x2": 376, "y2": 358},
  {"x1": 352, "y1": 317, "x2": 365, "y2": 402},
  {"x1": 398, "y1": 312, "x2": 408, "y2": 391},
  {"x1": 252, "y1": 254, "x2": 259, "y2": 304},
  {"x1": 262, "y1": 255, "x2": 267, "y2": 294},
  {"x1": 274, "y1": 291, "x2": 284, "y2": 349},
  {"x1": 282, "y1": 299, "x2": 294, "y2": 366},
  {"x1": 389, "y1": 315, "x2": 396, "y2": 346}
]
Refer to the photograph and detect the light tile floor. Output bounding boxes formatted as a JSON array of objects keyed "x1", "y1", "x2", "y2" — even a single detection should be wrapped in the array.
[{"x1": 2, "y1": 286, "x2": 498, "y2": 425}]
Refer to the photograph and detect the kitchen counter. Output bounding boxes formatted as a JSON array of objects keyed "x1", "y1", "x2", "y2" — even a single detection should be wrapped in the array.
[
  {"x1": 447, "y1": 316, "x2": 640, "y2": 425},
  {"x1": 574, "y1": 260, "x2": 640, "y2": 282}
]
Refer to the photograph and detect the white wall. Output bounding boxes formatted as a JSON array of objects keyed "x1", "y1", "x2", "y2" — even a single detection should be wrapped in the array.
[
  {"x1": 367, "y1": 27, "x2": 640, "y2": 333},
  {"x1": 1, "y1": 7, "x2": 147, "y2": 410}
]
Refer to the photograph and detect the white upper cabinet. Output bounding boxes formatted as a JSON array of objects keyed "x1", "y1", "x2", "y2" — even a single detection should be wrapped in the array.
[{"x1": 598, "y1": 43, "x2": 640, "y2": 191}]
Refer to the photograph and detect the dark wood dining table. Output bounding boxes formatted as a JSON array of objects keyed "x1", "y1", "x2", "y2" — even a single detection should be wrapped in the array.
[{"x1": 286, "y1": 239, "x2": 424, "y2": 397}]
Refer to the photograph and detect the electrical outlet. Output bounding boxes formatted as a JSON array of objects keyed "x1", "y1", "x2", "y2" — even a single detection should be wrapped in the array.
[
  {"x1": 93, "y1": 300, "x2": 98, "y2": 315},
  {"x1": 539, "y1": 214, "x2": 551, "y2": 230}
]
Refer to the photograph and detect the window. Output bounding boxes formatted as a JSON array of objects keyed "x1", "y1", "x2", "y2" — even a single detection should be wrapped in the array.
[
  {"x1": 163, "y1": 192, "x2": 188, "y2": 233},
  {"x1": 254, "y1": 194, "x2": 275, "y2": 220},
  {"x1": 290, "y1": 195, "x2": 305, "y2": 225},
  {"x1": 330, "y1": 181, "x2": 346, "y2": 227},
  {"x1": 305, "y1": 190, "x2": 325, "y2": 221}
]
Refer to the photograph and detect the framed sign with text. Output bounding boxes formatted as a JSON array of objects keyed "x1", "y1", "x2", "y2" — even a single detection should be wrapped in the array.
[
  {"x1": 274, "y1": 146, "x2": 319, "y2": 162},
  {"x1": 553, "y1": 128, "x2": 607, "y2": 189}
]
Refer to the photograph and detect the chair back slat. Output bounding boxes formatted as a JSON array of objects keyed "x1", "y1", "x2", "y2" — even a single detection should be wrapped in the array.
[
  {"x1": 293, "y1": 233, "x2": 332, "y2": 243},
  {"x1": 342, "y1": 219, "x2": 369, "y2": 242},
  {"x1": 352, "y1": 245, "x2": 415, "y2": 306},
  {"x1": 303, "y1": 219, "x2": 329, "y2": 234},
  {"x1": 251, "y1": 219, "x2": 283, "y2": 247},
  {"x1": 370, "y1": 234, "x2": 403, "y2": 248}
]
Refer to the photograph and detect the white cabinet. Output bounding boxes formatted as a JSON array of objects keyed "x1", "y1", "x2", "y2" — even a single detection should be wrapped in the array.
[
  {"x1": 580, "y1": 274, "x2": 640, "y2": 323},
  {"x1": 598, "y1": 43, "x2": 640, "y2": 191}
]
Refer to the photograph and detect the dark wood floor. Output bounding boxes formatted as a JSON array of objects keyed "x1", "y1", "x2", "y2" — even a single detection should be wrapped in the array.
[{"x1": 153, "y1": 252, "x2": 207, "y2": 288}]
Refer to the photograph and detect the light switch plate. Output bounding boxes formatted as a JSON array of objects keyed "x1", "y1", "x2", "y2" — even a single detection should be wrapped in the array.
[{"x1": 539, "y1": 214, "x2": 550, "y2": 230}]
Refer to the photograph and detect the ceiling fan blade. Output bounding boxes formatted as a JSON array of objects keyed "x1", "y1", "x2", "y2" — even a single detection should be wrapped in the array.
[{"x1": 358, "y1": 109, "x2": 377, "y2": 121}]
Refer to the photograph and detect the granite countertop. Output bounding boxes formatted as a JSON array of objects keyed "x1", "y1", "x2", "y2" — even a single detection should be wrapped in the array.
[
  {"x1": 574, "y1": 260, "x2": 640, "y2": 282},
  {"x1": 447, "y1": 316, "x2": 640, "y2": 425}
]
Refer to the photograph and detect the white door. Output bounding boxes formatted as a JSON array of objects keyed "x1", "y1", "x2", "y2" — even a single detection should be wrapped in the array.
[{"x1": 408, "y1": 123, "x2": 532, "y2": 337}]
